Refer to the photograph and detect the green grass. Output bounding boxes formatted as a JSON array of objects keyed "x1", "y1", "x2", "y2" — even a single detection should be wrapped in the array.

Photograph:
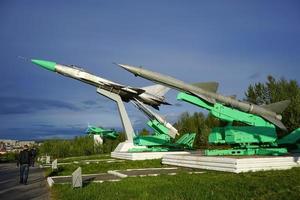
[
  {"x1": 48, "y1": 154, "x2": 300, "y2": 199},
  {"x1": 57, "y1": 154, "x2": 110, "y2": 163},
  {"x1": 46, "y1": 159, "x2": 163, "y2": 176},
  {"x1": 52, "y1": 167, "x2": 300, "y2": 200}
]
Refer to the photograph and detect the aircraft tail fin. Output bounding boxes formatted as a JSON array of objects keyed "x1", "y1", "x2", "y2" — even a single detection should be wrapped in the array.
[
  {"x1": 261, "y1": 100, "x2": 291, "y2": 114},
  {"x1": 141, "y1": 84, "x2": 170, "y2": 97}
]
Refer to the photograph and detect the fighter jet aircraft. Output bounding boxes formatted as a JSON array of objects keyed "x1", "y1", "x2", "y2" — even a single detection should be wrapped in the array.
[{"x1": 30, "y1": 59, "x2": 170, "y2": 109}]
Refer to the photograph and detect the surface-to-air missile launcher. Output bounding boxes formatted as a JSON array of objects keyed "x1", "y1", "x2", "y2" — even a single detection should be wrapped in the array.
[
  {"x1": 119, "y1": 63, "x2": 300, "y2": 156},
  {"x1": 177, "y1": 92, "x2": 300, "y2": 155},
  {"x1": 128, "y1": 99, "x2": 196, "y2": 152},
  {"x1": 86, "y1": 125, "x2": 118, "y2": 140}
]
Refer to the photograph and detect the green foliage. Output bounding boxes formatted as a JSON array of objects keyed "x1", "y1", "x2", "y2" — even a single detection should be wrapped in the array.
[
  {"x1": 102, "y1": 132, "x2": 125, "y2": 153},
  {"x1": 245, "y1": 76, "x2": 300, "y2": 132},
  {"x1": 57, "y1": 154, "x2": 110, "y2": 163},
  {"x1": 173, "y1": 112, "x2": 220, "y2": 148},
  {"x1": 52, "y1": 167, "x2": 300, "y2": 200},
  {"x1": 0, "y1": 152, "x2": 18, "y2": 163},
  {"x1": 139, "y1": 128, "x2": 150, "y2": 136},
  {"x1": 39, "y1": 134, "x2": 125, "y2": 158}
]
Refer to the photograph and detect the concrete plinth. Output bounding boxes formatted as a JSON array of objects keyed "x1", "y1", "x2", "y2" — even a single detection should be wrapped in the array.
[
  {"x1": 111, "y1": 141, "x2": 194, "y2": 160},
  {"x1": 113, "y1": 141, "x2": 146, "y2": 152},
  {"x1": 162, "y1": 153, "x2": 300, "y2": 173},
  {"x1": 111, "y1": 151, "x2": 192, "y2": 160}
]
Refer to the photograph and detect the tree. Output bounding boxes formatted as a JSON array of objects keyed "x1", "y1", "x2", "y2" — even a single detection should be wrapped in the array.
[
  {"x1": 39, "y1": 134, "x2": 125, "y2": 158},
  {"x1": 139, "y1": 128, "x2": 150, "y2": 136},
  {"x1": 173, "y1": 112, "x2": 220, "y2": 148},
  {"x1": 245, "y1": 75, "x2": 300, "y2": 132}
]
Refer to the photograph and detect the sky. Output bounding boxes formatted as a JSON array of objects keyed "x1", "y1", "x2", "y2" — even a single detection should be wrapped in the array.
[{"x1": 0, "y1": 0, "x2": 299, "y2": 140}]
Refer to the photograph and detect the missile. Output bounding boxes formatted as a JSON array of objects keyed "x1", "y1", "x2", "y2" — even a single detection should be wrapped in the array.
[
  {"x1": 30, "y1": 59, "x2": 170, "y2": 109},
  {"x1": 117, "y1": 63, "x2": 290, "y2": 130},
  {"x1": 131, "y1": 99, "x2": 179, "y2": 138}
]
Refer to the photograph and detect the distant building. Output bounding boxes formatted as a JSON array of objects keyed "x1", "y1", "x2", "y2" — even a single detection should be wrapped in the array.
[
  {"x1": 0, "y1": 139, "x2": 36, "y2": 153},
  {"x1": 17, "y1": 140, "x2": 36, "y2": 147},
  {"x1": 1, "y1": 139, "x2": 17, "y2": 146}
]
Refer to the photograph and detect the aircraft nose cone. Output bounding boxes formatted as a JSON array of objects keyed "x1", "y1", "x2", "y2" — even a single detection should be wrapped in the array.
[
  {"x1": 117, "y1": 64, "x2": 140, "y2": 76},
  {"x1": 31, "y1": 59, "x2": 56, "y2": 72}
]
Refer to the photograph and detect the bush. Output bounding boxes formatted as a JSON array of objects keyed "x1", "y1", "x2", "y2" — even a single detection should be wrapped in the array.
[
  {"x1": 0, "y1": 152, "x2": 18, "y2": 163},
  {"x1": 39, "y1": 134, "x2": 125, "y2": 158}
]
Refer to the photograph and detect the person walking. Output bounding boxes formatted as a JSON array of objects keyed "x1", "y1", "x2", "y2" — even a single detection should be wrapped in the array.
[
  {"x1": 17, "y1": 145, "x2": 31, "y2": 185},
  {"x1": 30, "y1": 148, "x2": 37, "y2": 167}
]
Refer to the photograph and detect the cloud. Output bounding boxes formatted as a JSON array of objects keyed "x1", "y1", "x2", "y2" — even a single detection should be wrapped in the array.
[
  {"x1": 80, "y1": 99, "x2": 114, "y2": 110},
  {"x1": 0, "y1": 97, "x2": 80, "y2": 115},
  {"x1": 81, "y1": 100, "x2": 98, "y2": 105},
  {"x1": 174, "y1": 103, "x2": 182, "y2": 107},
  {"x1": 36, "y1": 134, "x2": 80, "y2": 140},
  {"x1": 0, "y1": 126, "x2": 85, "y2": 140},
  {"x1": 248, "y1": 72, "x2": 260, "y2": 80},
  {"x1": 163, "y1": 113, "x2": 181, "y2": 124},
  {"x1": 32, "y1": 124, "x2": 56, "y2": 128}
]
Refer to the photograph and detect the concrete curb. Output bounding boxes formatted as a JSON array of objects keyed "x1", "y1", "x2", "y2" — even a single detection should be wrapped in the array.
[
  {"x1": 107, "y1": 170, "x2": 128, "y2": 178},
  {"x1": 47, "y1": 177, "x2": 54, "y2": 187}
]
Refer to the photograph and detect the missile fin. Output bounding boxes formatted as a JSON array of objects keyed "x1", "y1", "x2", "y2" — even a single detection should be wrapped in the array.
[
  {"x1": 261, "y1": 100, "x2": 291, "y2": 114},
  {"x1": 191, "y1": 92, "x2": 216, "y2": 104},
  {"x1": 192, "y1": 82, "x2": 219, "y2": 93},
  {"x1": 227, "y1": 95, "x2": 237, "y2": 99},
  {"x1": 261, "y1": 115, "x2": 287, "y2": 131}
]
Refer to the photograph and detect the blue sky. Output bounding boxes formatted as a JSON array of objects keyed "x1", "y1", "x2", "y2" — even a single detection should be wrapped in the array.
[{"x1": 0, "y1": 0, "x2": 299, "y2": 140}]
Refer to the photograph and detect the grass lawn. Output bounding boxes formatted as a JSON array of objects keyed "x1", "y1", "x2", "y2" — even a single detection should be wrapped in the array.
[
  {"x1": 57, "y1": 154, "x2": 111, "y2": 163},
  {"x1": 52, "y1": 167, "x2": 300, "y2": 200},
  {"x1": 48, "y1": 154, "x2": 300, "y2": 199},
  {"x1": 46, "y1": 157, "x2": 163, "y2": 176}
]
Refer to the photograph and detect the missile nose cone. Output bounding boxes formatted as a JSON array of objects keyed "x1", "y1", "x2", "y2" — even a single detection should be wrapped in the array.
[
  {"x1": 117, "y1": 64, "x2": 140, "y2": 76},
  {"x1": 31, "y1": 59, "x2": 56, "y2": 72}
]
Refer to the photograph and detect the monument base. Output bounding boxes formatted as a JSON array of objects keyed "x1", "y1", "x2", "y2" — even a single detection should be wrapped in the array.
[
  {"x1": 162, "y1": 153, "x2": 300, "y2": 173},
  {"x1": 111, "y1": 151, "x2": 192, "y2": 160},
  {"x1": 111, "y1": 141, "x2": 194, "y2": 160},
  {"x1": 113, "y1": 141, "x2": 147, "y2": 152}
]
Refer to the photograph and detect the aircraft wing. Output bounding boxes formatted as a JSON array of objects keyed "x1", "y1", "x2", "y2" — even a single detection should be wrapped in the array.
[{"x1": 100, "y1": 81, "x2": 145, "y2": 95}]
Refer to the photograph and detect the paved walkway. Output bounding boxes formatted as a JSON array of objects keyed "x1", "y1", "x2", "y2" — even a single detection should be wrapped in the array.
[
  {"x1": 0, "y1": 163, "x2": 50, "y2": 200},
  {"x1": 50, "y1": 167, "x2": 204, "y2": 185}
]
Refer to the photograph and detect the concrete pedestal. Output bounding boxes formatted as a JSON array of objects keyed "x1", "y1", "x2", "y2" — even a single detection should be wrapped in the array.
[
  {"x1": 111, "y1": 151, "x2": 192, "y2": 160},
  {"x1": 162, "y1": 153, "x2": 300, "y2": 173},
  {"x1": 113, "y1": 141, "x2": 146, "y2": 152},
  {"x1": 111, "y1": 141, "x2": 194, "y2": 160},
  {"x1": 93, "y1": 135, "x2": 103, "y2": 145}
]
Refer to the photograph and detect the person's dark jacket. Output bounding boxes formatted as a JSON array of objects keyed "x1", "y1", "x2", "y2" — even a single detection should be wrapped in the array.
[
  {"x1": 18, "y1": 149, "x2": 31, "y2": 165},
  {"x1": 30, "y1": 149, "x2": 37, "y2": 158}
]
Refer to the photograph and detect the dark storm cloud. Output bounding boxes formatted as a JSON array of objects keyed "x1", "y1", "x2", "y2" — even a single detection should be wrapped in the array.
[
  {"x1": 0, "y1": 97, "x2": 80, "y2": 115},
  {"x1": 81, "y1": 99, "x2": 113, "y2": 110},
  {"x1": 82, "y1": 100, "x2": 98, "y2": 105},
  {"x1": 0, "y1": 126, "x2": 84, "y2": 140},
  {"x1": 32, "y1": 124, "x2": 56, "y2": 128}
]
